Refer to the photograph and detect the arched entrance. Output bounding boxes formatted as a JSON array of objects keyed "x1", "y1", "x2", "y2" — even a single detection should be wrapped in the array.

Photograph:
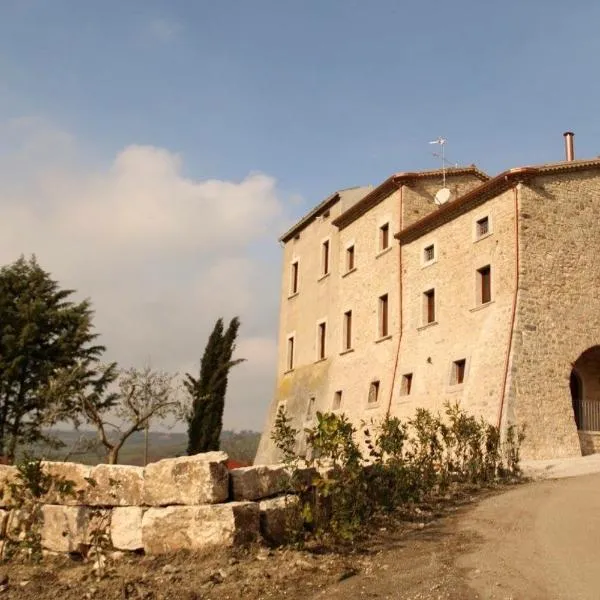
[{"x1": 571, "y1": 346, "x2": 600, "y2": 432}]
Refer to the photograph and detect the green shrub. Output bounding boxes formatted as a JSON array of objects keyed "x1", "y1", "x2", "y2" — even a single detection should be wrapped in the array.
[{"x1": 272, "y1": 402, "x2": 524, "y2": 546}]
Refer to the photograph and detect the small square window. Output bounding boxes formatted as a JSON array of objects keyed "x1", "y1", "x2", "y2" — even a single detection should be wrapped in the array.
[
  {"x1": 451, "y1": 359, "x2": 466, "y2": 385},
  {"x1": 368, "y1": 380, "x2": 380, "y2": 404},
  {"x1": 346, "y1": 245, "x2": 355, "y2": 272},
  {"x1": 379, "y1": 223, "x2": 390, "y2": 251},
  {"x1": 400, "y1": 373, "x2": 413, "y2": 396},
  {"x1": 423, "y1": 289, "x2": 436, "y2": 324},
  {"x1": 333, "y1": 390, "x2": 342, "y2": 410},
  {"x1": 424, "y1": 244, "x2": 435, "y2": 262},
  {"x1": 476, "y1": 216, "x2": 489, "y2": 238},
  {"x1": 306, "y1": 396, "x2": 316, "y2": 419}
]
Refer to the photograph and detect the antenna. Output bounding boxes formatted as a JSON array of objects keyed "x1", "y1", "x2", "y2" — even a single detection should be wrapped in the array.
[{"x1": 428, "y1": 137, "x2": 447, "y2": 187}]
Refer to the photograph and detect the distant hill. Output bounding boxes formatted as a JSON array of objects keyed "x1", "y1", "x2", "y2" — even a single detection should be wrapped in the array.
[{"x1": 26, "y1": 429, "x2": 261, "y2": 466}]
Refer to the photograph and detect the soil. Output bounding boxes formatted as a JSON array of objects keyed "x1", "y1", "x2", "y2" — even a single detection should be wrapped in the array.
[{"x1": 2, "y1": 475, "x2": 598, "y2": 600}]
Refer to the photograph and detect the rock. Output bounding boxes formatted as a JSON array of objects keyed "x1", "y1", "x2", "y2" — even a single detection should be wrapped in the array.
[
  {"x1": 109, "y1": 551, "x2": 126, "y2": 561},
  {"x1": 0, "y1": 510, "x2": 9, "y2": 538},
  {"x1": 230, "y1": 464, "x2": 293, "y2": 501},
  {"x1": 110, "y1": 507, "x2": 144, "y2": 551},
  {"x1": 40, "y1": 505, "x2": 110, "y2": 553},
  {"x1": 0, "y1": 573, "x2": 8, "y2": 586},
  {"x1": 143, "y1": 452, "x2": 229, "y2": 506},
  {"x1": 86, "y1": 465, "x2": 144, "y2": 507},
  {"x1": 142, "y1": 502, "x2": 259, "y2": 554},
  {"x1": 259, "y1": 495, "x2": 302, "y2": 545},
  {"x1": 41, "y1": 462, "x2": 92, "y2": 505},
  {"x1": 0, "y1": 466, "x2": 17, "y2": 508}
]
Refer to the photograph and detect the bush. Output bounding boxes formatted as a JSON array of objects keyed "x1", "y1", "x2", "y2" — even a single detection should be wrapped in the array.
[{"x1": 271, "y1": 402, "x2": 524, "y2": 546}]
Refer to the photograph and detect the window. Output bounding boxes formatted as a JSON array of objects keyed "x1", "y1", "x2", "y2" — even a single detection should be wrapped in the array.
[
  {"x1": 423, "y1": 289, "x2": 436, "y2": 324},
  {"x1": 477, "y1": 265, "x2": 492, "y2": 304},
  {"x1": 317, "y1": 322, "x2": 326, "y2": 360},
  {"x1": 321, "y1": 240, "x2": 330, "y2": 276},
  {"x1": 476, "y1": 216, "x2": 489, "y2": 238},
  {"x1": 333, "y1": 390, "x2": 342, "y2": 410},
  {"x1": 346, "y1": 245, "x2": 355, "y2": 272},
  {"x1": 290, "y1": 261, "x2": 299, "y2": 295},
  {"x1": 379, "y1": 223, "x2": 390, "y2": 251},
  {"x1": 379, "y1": 294, "x2": 389, "y2": 337},
  {"x1": 343, "y1": 310, "x2": 352, "y2": 350},
  {"x1": 424, "y1": 244, "x2": 435, "y2": 263},
  {"x1": 451, "y1": 359, "x2": 466, "y2": 385},
  {"x1": 368, "y1": 380, "x2": 380, "y2": 404},
  {"x1": 306, "y1": 396, "x2": 316, "y2": 419},
  {"x1": 286, "y1": 336, "x2": 295, "y2": 371},
  {"x1": 400, "y1": 373, "x2": 413, "y2": 396}
]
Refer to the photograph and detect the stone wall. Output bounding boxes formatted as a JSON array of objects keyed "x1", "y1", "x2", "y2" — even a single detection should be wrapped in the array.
[
  {"x1": 0, "y1": 454, "x2": 299, "y2": 556},
  {"x1": 578, "y1": 432, "x2": 600, "y2": 456}
]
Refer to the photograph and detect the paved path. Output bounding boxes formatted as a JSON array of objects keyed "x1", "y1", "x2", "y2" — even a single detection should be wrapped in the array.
[{"x1": 457, "y1": 473, "x2": 600, "y2": 599}]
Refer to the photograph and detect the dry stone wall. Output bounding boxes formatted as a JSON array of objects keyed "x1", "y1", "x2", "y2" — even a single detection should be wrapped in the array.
[{"x1": 0, "y1": 453, "x2": 299, "y2": 556}]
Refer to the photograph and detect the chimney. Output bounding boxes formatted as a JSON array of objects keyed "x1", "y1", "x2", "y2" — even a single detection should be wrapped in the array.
[{"x1": 563, "y1": 131, "x2": 575, "y2": 161}]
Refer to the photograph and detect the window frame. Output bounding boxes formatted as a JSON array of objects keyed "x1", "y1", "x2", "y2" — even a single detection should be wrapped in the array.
[
  {"x1": 320, "y1": 238, "x2": 331, "y2": 277},
  {"x1": 450, "y1": 358, "x2": 467, "y2": 386},
  {"x1": 378, "y1": 222, "x2": 390, "y2": 253},
  {"x1": 316, "y1": 320, "x2": 327, "y2": 361},
  {"x1": 286, "y1": 334, "x2": 295, "y2": 372},
  {"x1": 332, "y1": 390, "x2": 343, "y2": 410},
  {"x1": 477, "y1": 264, "x2": 492, "y2": 305},
  {"x1": 343, "y1": 310, "x2": 353, "y2": 351},
  {"x1": 368, "y1": 380, "x2": 380, "y2": 405},
  {"x1": 290, "y1": 260, "x2": 299, "y2": 296},
  {"x1": 423, "y1": 288, "x2": 436, "y2": 325},
  {"x1": 400, "y1": 373, "x2": 413, "y2": 396},
  {"x1": 473, "y1": 214, "x2": 493, "y2": 242},
  {"x1": 378, "y1": 293, "x2": 389, "y2": 338},
  {"x1": 345, "y1": 244, "x2": 355, "y2": 273}
]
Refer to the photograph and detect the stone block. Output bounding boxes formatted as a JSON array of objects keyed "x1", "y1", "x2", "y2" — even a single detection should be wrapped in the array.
[
  {"x1": 142, "y1": 502, "x2": 259, "y2": 554},
  {"x1": 143, "y1": 452, "x2": 229, "y2": 506},
  {"x1": 87, "y1": 464, "x2": 144, "y2": 506},
  {"x1": 41, "y1": 505, "x2": 110, "y2": 553},
  {"x1": 0, "y1": 466, "x2": 17, "y2": 508},
  {"x1": 230, "y1": 464, "x2": 293, "y2": 500},
  {"x1": 111, "y1": 507, "x2": 144, "y2": 551},
  {"x1": 41, "y1": 461, "x2": 92, "y2": 505},
  {"x1": 259, "y1": 495, "x2": 302, "y2": 545}
]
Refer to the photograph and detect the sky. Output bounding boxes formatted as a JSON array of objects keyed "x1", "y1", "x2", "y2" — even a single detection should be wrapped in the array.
[{"x1": 1, "y1": 0, "x2": 600, "y2": 432}]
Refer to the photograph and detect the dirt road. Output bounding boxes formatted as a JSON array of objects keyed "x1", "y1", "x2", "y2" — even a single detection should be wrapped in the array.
[
  {"x1": 320, "y1": 474, "x2": 600, "y2": 600},
  {"x1": 457, "y1": 473, "x2": 600, "y2": 599}
]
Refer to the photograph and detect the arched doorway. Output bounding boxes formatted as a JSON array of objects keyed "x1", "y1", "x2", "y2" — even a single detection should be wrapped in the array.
[{"x1": 571, "y1": 346, "x2": 600, "y2": 432}]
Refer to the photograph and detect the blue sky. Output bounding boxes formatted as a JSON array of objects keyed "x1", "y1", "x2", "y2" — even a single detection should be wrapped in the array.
[{"x1": 1, "y1": 0, "x2": 599, "y2": 431}]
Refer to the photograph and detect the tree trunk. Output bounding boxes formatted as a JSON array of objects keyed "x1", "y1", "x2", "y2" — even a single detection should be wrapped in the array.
[{"x1": 107, "y1": 447, "x2": 120, "y2": 465}]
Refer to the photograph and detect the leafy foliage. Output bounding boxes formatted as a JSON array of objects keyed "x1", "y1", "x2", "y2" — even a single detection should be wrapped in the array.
[
  {"x1": 272, "y1": 402, "x2": 524, "y2": 545},
  {"x1": 185, "y1": 317, "x2": 245, "y2": 454},
  {"x1": 0, "y1": 256, "x2": 112, "y2": 461}
]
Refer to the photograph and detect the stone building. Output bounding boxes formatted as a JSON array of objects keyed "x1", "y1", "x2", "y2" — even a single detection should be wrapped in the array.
[{"x1": 255, "y1": 133, "x2": 600, "y2": 463}]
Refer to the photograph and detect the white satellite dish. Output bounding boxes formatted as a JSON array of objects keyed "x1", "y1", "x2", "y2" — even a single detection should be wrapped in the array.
[{"x1": 434, "y1": 187, "x2": 451, "y2": 206}]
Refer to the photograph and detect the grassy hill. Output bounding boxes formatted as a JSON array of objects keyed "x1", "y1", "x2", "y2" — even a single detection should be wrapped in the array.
[{"x1": 26, "y1": 429, "x2": 261, "y2": 466}]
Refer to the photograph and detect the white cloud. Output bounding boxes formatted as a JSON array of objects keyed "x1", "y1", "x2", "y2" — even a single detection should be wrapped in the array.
[{"x1": 0, "y1": 118, "x2": 288, "y2": 432}]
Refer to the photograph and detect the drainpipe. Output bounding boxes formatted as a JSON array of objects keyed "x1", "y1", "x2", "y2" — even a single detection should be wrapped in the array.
[
  {"x1": 497, "y1": 185, "x2": 521, "y2": 430},
  {"x1": 386, "y1": 183, "x2": 404, "y2": 417}
]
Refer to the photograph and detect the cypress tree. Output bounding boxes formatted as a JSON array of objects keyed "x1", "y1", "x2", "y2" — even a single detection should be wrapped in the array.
[{"x1": 185, "y1": 317, "x2": 245, "y2": 454}]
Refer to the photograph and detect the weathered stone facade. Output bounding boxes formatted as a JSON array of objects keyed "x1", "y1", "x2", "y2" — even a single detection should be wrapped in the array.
[{"x1": 256, "y1": 153, "x2": 600, "y2": 463}]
